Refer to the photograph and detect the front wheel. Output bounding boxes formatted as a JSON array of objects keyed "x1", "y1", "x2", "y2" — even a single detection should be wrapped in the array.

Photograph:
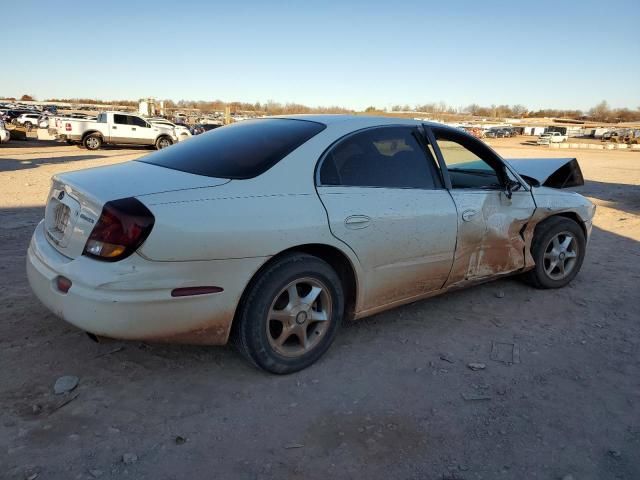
[
  {"x1": 233, "y1": 253, "x2": 344, "y2": 374},
  {"x1": 155, "y1": 136, "x2": 172, "y2": 150},
  {"x1": 524, "y1": 217, "x2": 586, "y2": 289}
]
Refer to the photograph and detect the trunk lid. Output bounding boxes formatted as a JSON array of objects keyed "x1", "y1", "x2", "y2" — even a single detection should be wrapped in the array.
[{"x1": 44, "y1": 161, "x2": 230, "y2": 259}]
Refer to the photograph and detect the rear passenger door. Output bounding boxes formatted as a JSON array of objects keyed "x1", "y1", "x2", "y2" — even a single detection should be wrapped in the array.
[{"x1": 316, "y1": 126, "x2": 458, "y2": 313}]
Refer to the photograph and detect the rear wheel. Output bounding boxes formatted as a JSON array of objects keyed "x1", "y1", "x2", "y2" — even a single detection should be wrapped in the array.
[
  {"x1": 233, "y1": 253, "x2": 344, "y2": 374},
  {"x1": 155, "y1": 136, "x2": 172, "y2": 150},
  {"x1": 83, "y1": 134, "x2": 102, "y2": 150},
  {"x1": 524, "y1": 217, "x2": 586, "y2": 289}
]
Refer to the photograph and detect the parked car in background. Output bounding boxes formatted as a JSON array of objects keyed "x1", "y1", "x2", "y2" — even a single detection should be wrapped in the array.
[
  {"x1": 16, "y1": 113, "x2": 42, "y2": 130},
  {"x1": 148, "y1": 118, "x2": 192, "y2": 142},
  {"x1": 27, "y1": 116, "x2": 594, "y2": 373},
  {"x1": 537, "y1": 132, "x2": 568, "y2": 145},
  {"x1": 0, "y1": 120, "x2": 9, "y2": 144},
  {"x1": 485, "y1": 128, "x2": 510, "y2": 138},
  {"x1": 190, "y1": 123, "x2": 222, "y2": 135},
  {"x1": 2, "y1": 109, "x2": 36, "y2": 124},
  {"x1": 50, "y1": 111, "x2": 177, "y2": 150}
]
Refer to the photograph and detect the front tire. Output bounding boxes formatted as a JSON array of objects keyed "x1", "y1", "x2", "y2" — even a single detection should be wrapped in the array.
[
  {"x1": 83, "y1": 134, "x2": 102, "y2": 150},
  {"x1": 233, "y1": 253, "x2": 344, "y2": 374},
  {"x1": 524, "y1": 217, "x2": 586, "y2": 289}
]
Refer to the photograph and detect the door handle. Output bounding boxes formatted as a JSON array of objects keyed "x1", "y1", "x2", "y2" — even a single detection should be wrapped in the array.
[
  {"x1": 132, "y1": 127, "x2": 136, "y2": 131},
  {"x1": 345, "y1": 215, "x2": 371, "y2": 229},
  {"x1": 112, "y1": 126, "x2": 117, "y2": 129},
  {"x1": 461, "y1": 209, "x2": 478, "y2": 222}
]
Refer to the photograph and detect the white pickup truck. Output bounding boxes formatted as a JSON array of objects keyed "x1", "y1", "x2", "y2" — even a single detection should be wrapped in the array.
[
  {"x1": 51, "y1": 111, "x2": 177, "y2": 150},
  {"x1": 537, "y1": 131, "x2": 568, "y2": 145}
]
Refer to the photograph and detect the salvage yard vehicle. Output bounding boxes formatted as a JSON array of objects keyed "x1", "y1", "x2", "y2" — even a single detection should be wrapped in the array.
[
  {"x1": 0, "y1": 120, "x2": 9, "y2": 144},
  {"x1": 16, "y1": 113, "x2": 41, "y2": 130},
  {"x1": 27, "y1": 116, "x2": 595, "y2": 373},
  {"x1": 148, "y1": 118, "x2": 192, "y2": 142},
  {"x1": 50, "y1": 111, "x2": 177, "y2": 150},
  {"x1": 537, "y1": 131, "x2": 568, "y2": 145}
]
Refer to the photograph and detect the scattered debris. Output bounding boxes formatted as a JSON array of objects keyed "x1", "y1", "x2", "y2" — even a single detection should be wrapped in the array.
[
  {"x1": 284, "y1": 443, "x2": 304, "y2": 449},
  {"x1": 490, "y1": 342, "x2": 520, "y2": 364},
  {"x1": 122, "y1": 453, "x2": 138, "y2": 465},
  {"x1": 94, "y1": 346, "x2": 124, "y2": 358},
  {"x1": 608, "y1": 449, "x2": 622, "y2": 459},
  {"x1": 89, "y1": 469, "x2": 104, "y2": 478},
  {"x1": 175, "y1": 435, "x2": 187, "y2": 445},
  {"x1": 489, "y1": 317, "x2": 505, "y2": 328},
  {"x1": 467, "y1": 363, "x2": 486, "y2": 371},
  {"x1": 53, "y1": 375, "x2": 79, "y2": 395},
  {"x1": 461, "y1": 393, "x2": 491, "y2": 401},
  {"x1": 495, "y1": 290, "x2": 505, "y2": 299},
  {"x1": 26, "y1": 473, "x2": 39, "y2": 480},
  {"x1": 439, "y1": 354, "x2": 454, "y2": 363},
  {"x1": 48, "y1": 392, "x2": 80, "y2": 416}
]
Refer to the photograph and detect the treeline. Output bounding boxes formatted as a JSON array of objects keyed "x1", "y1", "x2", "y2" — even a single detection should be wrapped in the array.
[
  {"x1": 392, "y1": 100, "x2": 640, "y2": 122},
  {"x1": 162, "y1": 99, "x2": 353, "y2": 115},
  {"x1": 7, "y1": 94, "x2": 639, "y2": 122}
]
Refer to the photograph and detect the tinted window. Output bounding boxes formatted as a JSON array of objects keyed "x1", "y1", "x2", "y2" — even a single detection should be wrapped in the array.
[
  {"x1": 114, "y1": 114, "x2": 128, "y2": 125},
  {"x1": 433, "y1": 128, "x2": 505, "y2": 190},
  {"x1": 319, "y1": 126, "x2": 439, "y2": 189},
  {"x1": 140, "y1": 119, "x2": 325, "y2": 179},
  {"x1": 129, "y1": 116, "x2": 149, "y2": 127}
]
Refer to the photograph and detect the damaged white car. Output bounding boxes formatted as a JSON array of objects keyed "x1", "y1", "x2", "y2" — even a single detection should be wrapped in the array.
[{"x1": 27, "y1": 116, "x2": 595, "y2": 373}]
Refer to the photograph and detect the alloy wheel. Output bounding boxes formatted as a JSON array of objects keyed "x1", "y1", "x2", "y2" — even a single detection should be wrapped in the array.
[
  {"x1": 543, "y1": 231, "x2": 578, "y2": 280},
  {"x1": 266, "y1": 277, "x2": 333, "y2": 357}
]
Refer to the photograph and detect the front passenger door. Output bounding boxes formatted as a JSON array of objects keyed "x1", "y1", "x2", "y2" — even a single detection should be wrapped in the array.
[
  {"x1": 128, "y1": 116, "x2": 155, "y2": 145},
  {"x1": 429, "y1": 127, "x2": 536, "y2": 286},
  {"x1": 316, "y1": 126, "x2": 458, "y2": 313}
]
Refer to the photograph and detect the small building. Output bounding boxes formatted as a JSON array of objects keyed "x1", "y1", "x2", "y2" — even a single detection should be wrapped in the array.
[{"x1": 523, "y1": 126, "x2": 546, "y2": 136}]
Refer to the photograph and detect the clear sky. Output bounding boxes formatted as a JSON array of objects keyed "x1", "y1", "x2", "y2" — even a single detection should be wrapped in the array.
[{"x1": 4, "y1": 0, "x2": 639, "y2": 111}]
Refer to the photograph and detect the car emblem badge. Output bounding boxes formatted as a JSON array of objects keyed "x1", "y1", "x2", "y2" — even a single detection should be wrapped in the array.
[{"x1": 58, "y1": 191, "x2": 65, "y2": 200}]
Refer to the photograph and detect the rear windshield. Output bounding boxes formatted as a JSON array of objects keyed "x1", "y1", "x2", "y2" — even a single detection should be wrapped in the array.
[{"x1": 139, "y1": 118, "x2": 326, "y2": 179}]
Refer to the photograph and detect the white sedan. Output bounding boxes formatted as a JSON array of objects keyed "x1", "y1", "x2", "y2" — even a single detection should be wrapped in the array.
[{"x1": 27, "y1": 116, "x2": 595, "y2": 373}]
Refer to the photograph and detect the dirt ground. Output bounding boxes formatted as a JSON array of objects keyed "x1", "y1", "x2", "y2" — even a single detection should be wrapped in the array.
[{"x1": 1, "y1": 137, "x2": 639, "y2": 480}]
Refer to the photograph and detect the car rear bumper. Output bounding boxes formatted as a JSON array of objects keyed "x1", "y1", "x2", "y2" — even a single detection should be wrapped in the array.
[{"x1": 26, "y1": 221, "x2": 266, "y2": 345}]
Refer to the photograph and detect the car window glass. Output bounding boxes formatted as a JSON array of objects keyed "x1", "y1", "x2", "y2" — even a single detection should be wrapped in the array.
[
  {"x1": 140, "y1": 118, "x2": 325, "y2": 179},
  {"x1": 319, "y1": 127, "x2": 439, "y2": 189},
  {"x1": 114, "y1": 114, "x2": 128, "y2": 125},
  {"x1": 433, "y1": 131, "x2": 503, "y2": 190},
  {"x1": 129, "y1": 116, "x2": 148, "y2": 127}
]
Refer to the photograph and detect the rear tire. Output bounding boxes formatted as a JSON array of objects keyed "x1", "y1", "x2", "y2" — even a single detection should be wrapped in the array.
[
  {"x1": 523, "y1": 216, "x2": 586, "y2": 289},
  {"x1": 83, "y1": 134, "x2": 102, "y2": 150},
  {"x1": 233, "y1": 253, "x2": 344, "y2": 374}
]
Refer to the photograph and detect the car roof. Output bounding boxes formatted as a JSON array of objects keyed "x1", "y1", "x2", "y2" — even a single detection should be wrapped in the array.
[{"x1": 270, "y1": 114, "x2": 444, "y2": 129}]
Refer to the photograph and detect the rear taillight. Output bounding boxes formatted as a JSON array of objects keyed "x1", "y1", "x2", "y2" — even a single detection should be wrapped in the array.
[
  {"x1": 65, "y1": 123, "x2": 71, "y2": 131},
  {"x1": 83, "y1": 198, "x2": 154, "y2": 262}
]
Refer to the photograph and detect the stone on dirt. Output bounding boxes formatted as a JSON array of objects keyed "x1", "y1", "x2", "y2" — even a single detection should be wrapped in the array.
[
  {"x1": 53, "y1": 375, "x2": 79, "y2": 395},
  {"x1": 122, "y1": 453, "x2": 138, "y2": 464},
  {"x1": 467, "y1": 363, "x2": 486, "y2": 371}
]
